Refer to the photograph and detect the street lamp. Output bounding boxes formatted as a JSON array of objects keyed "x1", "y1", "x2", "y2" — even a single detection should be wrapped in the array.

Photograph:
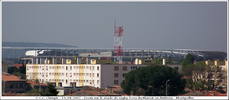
[{"x1": 166, "y1": 79, "x2": 170, "y2": 96}]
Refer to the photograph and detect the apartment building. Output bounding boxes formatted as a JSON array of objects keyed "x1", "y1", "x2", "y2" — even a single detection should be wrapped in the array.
[
  {"x1": 190, "y1": 60, "x2": 227, "y2": 91},
  {"x1": 26, "y1": 58, "x2": 146, "y2": 89},
  {"x1": 205, "y1": 60, "x2": 227, "y2": 91}
]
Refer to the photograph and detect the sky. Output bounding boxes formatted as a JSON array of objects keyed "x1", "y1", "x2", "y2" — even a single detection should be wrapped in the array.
[{"x1": 2, "y1": 1, "x2": 227, "y2": 52}]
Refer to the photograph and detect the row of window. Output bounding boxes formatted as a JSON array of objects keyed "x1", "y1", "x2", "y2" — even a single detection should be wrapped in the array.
[
  {"x1": 27, "y1": 72, "x2": 100, "y2": 78},
  {"x1": 114, "y1": 66, "x2": 127, "y2": 71},
  {"x1": 27, "y1": 66, "x2": 100, "y2": 71},
  {"x1": 114, "y1": 73, "x2": 127, "y2": 77},
  {"x1": 5, "y1": 82, "x2": 24, "y2": 88},
  {"x1": 36, "y1": 78, "x2": 99, "y2": 84}
]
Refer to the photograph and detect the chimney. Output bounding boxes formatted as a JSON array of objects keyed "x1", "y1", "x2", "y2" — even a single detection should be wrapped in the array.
[
  {"x1": 135, "y1": 58, "x2": 139, "y2": 65},
  {"x1": 163, "y1": 58, "x2": 166, "y2": 65},
  {"x1": 77, "y1": 58, "x2": 82, "y2": 64}
]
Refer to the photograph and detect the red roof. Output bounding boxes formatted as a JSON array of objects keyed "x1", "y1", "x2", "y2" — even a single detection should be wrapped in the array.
[
  {"x1": 2, "y1": 73, "x2": 26, "y2": 81},
  {"x1": 26, "y1": 80, "x2": 48, "y2": 86},
  {"x1": 178, "y1": 90, "x2": 227, "y2": 96},
  {"x1": 14, "y1": 64, "x2": 23, "y2": 69},
  {"x1": 68, "y1": 86, "x2": 121, "y2": 96},
  {"x1": 203, "y1": 91, "x2": 227, "y2": 96},
  {"x1": 69, "y1": 90, "x2": 98, "y2": 96}
]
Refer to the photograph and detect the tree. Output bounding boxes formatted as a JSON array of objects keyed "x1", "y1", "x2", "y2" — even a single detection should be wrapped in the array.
[
  {"x1": 41, "y1": 83, "x2": 59, "y2": 96},
  {"x1": 121, "y1": 65, "x2": 186, "y2": 96},
  {"x1": 18, "y1": 66, "x2": 26, "y2": 74},
  {"x1": 8, "y1": 67, "x2": 17, "y2": 74},
  {"x1": 26, "y1": 89, "x2": 40, "y2": 96},
  {"x1": 182, "y1": 59, "x2": 213, "y2": 91},
  {"x1": 182, "y1": 53, "x2": 194, "y2": 67}
]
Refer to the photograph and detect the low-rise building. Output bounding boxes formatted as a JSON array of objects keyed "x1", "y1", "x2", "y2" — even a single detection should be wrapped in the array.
[{"x1": 2, "y1": 72, "x2": 29, "y2": 93}]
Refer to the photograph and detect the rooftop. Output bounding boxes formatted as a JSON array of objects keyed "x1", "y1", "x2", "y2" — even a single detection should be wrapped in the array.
[
  {"x1": 2, "y1": 73, "x2": 26, "y2": 82},
  {"x1": 68, "y1": 86, "x2": 121, "y2": 96},
  {"x1": 26, "y1": 80, "x2": 48, "y2": 86}
]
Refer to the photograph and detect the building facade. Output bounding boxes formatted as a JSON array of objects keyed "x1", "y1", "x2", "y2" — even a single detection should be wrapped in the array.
[
  {"x1": 2, "y1": 72, "x2": 30, "y2": 93},
  {"x1": 26, "y1": 62, "x2": 146, "y2": 89}
]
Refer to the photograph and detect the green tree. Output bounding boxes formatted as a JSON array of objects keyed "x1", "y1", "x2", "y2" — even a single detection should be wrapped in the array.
[
  {"x1": 182, "y1": 59, "x2": 213, "y2": 91},
  {"x1": 182, "y1": 53, "x2": 194, "y2": 67},
  {"x1": 41, "y1": 83, "x2": 59, "y2": 96},
  {"x1": 18, "y1": 66, "x2": 26, "y2": 74},
  {"x1": 26, "y1": 89, "x2": 40, "y2": 96},
  {"x1": 121, "y1": 65, "x2": 186, "y2": 96},
  {"x1": 8, "y1": 67, "x2": 17, "y2": 74}
]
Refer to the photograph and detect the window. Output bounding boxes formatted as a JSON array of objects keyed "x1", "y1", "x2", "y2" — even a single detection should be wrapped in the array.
[
  {"x1": 114, "y1": 73, "x2": 119, "y2": 77},
  {"x1": 114, "y1": 80, "x2": 119, "y2": 85},
  {"x1": 70, "y1": 82, "x2": 76, "y2": 87},
  {"x1": 66, "y1": 66, "x2": 68, "y2": 70},
  {"x1": 123, "y1": 73, "x2": 126, "y2": 77},
  {"x1": 70, "y1": 66, "x2": 72, "y2": 70},
  {"x1": 70, "y1": 73, "x2": 72, "y2": 77},
  {"x1": 123, "y1": 66, "x2": 127, "y2": 71},
  {"x1": 66, "y1": 80, "x2": 68, "y2": 83},
  {"x1": 97, "y1": 73, "x2": 99, "y2": 77},
  {"x1": 97, "y1": 66, "x2": 99, "y2": 70},
  {"x1": 114, "y1": 66, "x2": 119, "y2": 71},
  {"x1": 66, "y1": 73, "x2": 68, "y2": 77},
  {"x1": 58, "y1": 82, "x2": 62, "y2": 87}
]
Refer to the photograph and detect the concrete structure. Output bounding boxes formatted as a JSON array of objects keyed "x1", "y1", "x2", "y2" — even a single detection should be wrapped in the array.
[
  {"x1": 26, "y1": 58, "x2": 146, "y2": 89},
  {"x1": 167, "y1": 65, "x2": 182, "y2": 73}
]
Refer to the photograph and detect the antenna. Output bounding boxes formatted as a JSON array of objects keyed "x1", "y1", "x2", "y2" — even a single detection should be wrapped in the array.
[{"x1": 114, "y1": 20, "x2": 123, "y2": 64}]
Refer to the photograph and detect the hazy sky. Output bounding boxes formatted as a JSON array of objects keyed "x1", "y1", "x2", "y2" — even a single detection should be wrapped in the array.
[{"x1": 2, "y1": 2, "x2": 227, "y2": 52}]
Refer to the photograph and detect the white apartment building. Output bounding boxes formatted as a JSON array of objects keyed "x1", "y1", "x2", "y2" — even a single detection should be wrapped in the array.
[{"x1": 26, "y1": 63, "x2": 146, "y2": 89}]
